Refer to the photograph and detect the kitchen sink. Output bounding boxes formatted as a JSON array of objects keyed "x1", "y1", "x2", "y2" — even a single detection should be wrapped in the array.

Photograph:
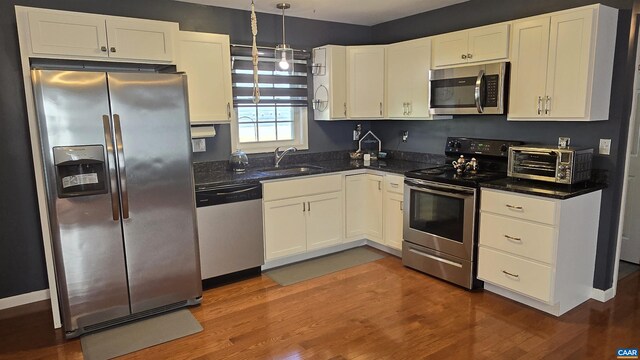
[{"x1": 258, "y1": 165, "x2": 325, "y2": 175}]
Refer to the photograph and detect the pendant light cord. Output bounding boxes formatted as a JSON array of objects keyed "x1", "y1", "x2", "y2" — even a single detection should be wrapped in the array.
[
  {"x1": 281, "y1": 6, "x2": 286, "y2": 45},
  {"x1": 251, "y1": 0, "x2": 260, "y2": 104}
]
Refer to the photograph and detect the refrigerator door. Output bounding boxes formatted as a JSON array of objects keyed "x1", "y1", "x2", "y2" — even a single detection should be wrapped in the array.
[
  {"x1": 31, "y1": 70, "x2": 131, "y2": 334},
  {"x1": 107, "y1": 72, "x2": 202, "y2": 313}
]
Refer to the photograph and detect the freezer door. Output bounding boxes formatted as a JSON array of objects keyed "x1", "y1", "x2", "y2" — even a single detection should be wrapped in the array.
[
  {"x1": 31, "y1": 70, "x2": 130, "y2": 333},
  {"x1": 107, "y1": 72, "x2": 202, "y2": 313}
]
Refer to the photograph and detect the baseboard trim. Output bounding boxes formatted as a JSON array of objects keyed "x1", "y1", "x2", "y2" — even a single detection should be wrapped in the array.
[
  {"x1": 0, "y1": 289, "x2": 50, "y2": 310},
  {"x1": 590, "y1": 287, "x2": 615, "y2": 302}
]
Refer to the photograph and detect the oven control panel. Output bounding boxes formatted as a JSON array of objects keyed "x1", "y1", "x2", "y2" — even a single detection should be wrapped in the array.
[{"x1": 445, "y1": 137, "x2": 524, "y2": 158}]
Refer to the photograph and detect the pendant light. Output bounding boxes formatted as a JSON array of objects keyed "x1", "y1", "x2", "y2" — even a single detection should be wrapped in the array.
[{"x1": 275, "y1": 3, "x2": 294, "y2": 74}]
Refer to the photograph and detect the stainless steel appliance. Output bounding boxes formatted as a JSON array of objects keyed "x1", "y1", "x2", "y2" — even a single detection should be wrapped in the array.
[
  {"x1": 403, "y1": 137, "x2": 523, "y2": 289},
  {"x1": 508, "y1": 145, "x2": 593, "y2": 184},
  {"x1": 429, "y1": 62, "x2": 508, "y2": 115},
  {"x1": 195, "y1": 183, "x2": 264, "y2": 281},
  {"x1": 32, "y1": 70, "x2": 202, "y2": 338}
]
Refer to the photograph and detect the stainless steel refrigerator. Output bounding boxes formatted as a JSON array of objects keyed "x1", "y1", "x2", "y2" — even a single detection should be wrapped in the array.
[{"x1": 31, "y1": 70, "x2": 202, "y2": 338}]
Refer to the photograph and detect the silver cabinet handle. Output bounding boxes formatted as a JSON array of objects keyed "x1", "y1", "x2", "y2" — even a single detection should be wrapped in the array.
[
  {"x1": 467, "y1": 53, "x2": 473, "y2": 59},
  {"x1": 379, "y1": 102, "x2": 383, "y2": 116},
  {"x1": 113, "y1": 114, "x2": 129, "y2": 219},
  {"x1": 102, "y1": 115, "x2": 119, "y2": 221},
  {"x1": 390, "y1": 183, "x2": 399, "y2": 188},
  {"x1": 502, "y1": 270, "x2": 520, "y2": 278},
  {"x1": 537, "y1": 96, "x2": 542, "y2": 115},
  {"x1": 344, "y1": 102, "x2": 347, "y2": 116},
  {"x1": 462, "y1": 54, "x2": 467, "y2": 60},
  {"x1": 110, "y1": 47, "x2": 116, "y2": 53},
  {"x1": 474, "y1": 70, "x2": 485, "y2": 113},
  {"x1": 378, "y1": 181, "x2": 382, "y2": 191},
  {"x1": 308, "y1": 201, "x2": 311, "y2": 212},
  {"x1": 227, "y1": 103, "x2": 231, "y2": 119},
  {"x1": 100, "y1": 46, "x2": 107, "y2": 52},
  {"x1": 400, "y1": 201, "x2": 403, "y2": 211},
  {"x1": 504, "y1": 234, "x2": 522, "y2": 242},
  {"x1": 303, "y1": 202, "x2": 306, "y2": 212},
  {"x1": 545, "y1": 96, "x2": 551, "y2": 115},
  {"x1": 505, "y1": 204, "x2": 523, "y2": 210},
  {"x1": 407, "y1": 102, "x2": 412, "y2": 115},
  {"x1": 403, "y1": 102, "x2": 407, "y2": 116}
]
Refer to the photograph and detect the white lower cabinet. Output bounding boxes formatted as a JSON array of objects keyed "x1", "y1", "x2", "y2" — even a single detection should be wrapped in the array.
[
  {"x1": 263, "y1": 175, "x2": 343, "y2": 261},
  {"x1": 478, "y1": 188, "x2": 602, "y2": 316},
  {"x1": 345, "y1": 174, "x2": 383, "y2": 242},
  {"x1": 383, "y1": 192, "x2": 404, "y2": 250}
]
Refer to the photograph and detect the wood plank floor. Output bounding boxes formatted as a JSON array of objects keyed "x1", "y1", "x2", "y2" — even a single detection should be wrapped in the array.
[{"x1": 1, "y1": 249, "x2": 640, "y2": 359}]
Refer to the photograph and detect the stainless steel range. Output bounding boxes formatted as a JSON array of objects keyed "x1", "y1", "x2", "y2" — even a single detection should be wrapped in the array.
[{"x1": 402, "y1": 137, "x2": 523, "y2": 289}]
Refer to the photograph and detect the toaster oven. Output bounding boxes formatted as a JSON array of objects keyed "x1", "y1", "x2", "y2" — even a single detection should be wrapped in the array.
[{"x1": 507, "y1": 146, "x2": 593, "y2": 184}]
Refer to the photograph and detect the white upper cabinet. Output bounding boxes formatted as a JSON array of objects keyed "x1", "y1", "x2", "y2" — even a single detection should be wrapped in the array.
[
  {"x1": 176, "y1": 31, "x2": 232, "y2": 124},
  {"x1": 386, "y1": 37, "x2": 432, "y2": 119},
  {"x1": 24, "y1": 7, "x2": 177, "y2": 63},
  {"x1": 508, "y1": 5, "x2": 618, "y2": 121},
  {"x1": 312, "y1": 45, "x2": 348, "y2": 120},
  {"x1": 432, "y1": 23, "x2": 510, "y2": 68},
  {"x1": 347, "y1": 46, "x2": 385, "y2": 118}
]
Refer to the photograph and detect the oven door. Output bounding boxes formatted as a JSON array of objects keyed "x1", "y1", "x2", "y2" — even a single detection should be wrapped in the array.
[{"x1": 403, "y1": 179, "x2": 476, "y2": 261}]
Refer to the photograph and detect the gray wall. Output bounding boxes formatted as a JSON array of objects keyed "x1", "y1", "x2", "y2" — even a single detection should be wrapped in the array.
[
  {"x1": 370, "y1": 0, "x2": 635, "y2": 290},
  {"x1": 0, "y1": 0, "x2": 371, "y2": 299},
  {"x1": 0, "y1": 0, "x2": 635, "y2": 299}
]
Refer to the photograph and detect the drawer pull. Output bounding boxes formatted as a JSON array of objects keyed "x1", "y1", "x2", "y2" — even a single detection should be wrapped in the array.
[
  {"x1": 390, "y1": 183, "x2": 399, "y2": 188},
  {"x1": 504, "y1": 235, "x2": 522, "y2": 242},
  {"x1": 502, "y1": 270, "x2": 520, "y2": 279},
  {"x1": 505, "y1": 204, "x2": 523, "y2": 210}
]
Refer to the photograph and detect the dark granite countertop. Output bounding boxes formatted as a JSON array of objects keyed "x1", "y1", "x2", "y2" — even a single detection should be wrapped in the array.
[
  {"x1": 480, "y1": 178, "x2": 607, "y2": 200},
  {"x1": 194, "y1": 156, "x2": 441, "y2": 190}
]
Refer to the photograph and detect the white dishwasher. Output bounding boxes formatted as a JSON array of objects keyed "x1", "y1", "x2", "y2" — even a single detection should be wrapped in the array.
[{"x1": 195, "y1": 182, "x2": 264, "y2": 281}]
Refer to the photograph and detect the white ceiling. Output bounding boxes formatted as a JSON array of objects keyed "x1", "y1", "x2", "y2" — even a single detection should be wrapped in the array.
[{"x1": 175, "y1": 0, "x2": 469, "y2": 26}]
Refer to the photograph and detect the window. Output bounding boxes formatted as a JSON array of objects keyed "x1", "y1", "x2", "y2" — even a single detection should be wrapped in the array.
[{"x1": 230, "y1": 46, "x2": 309, "y2": 153}]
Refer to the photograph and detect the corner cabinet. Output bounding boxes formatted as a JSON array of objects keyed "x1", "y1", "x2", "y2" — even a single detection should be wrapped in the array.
[
  {"x1": 386, "y1": 37, "x2": 433, "y2": 119},
  {"x1": 477, "y1": 188, "x2": 602, "y2": 316},
  {"x1": 382, "y1": 174, "x2": 405, "y2": 250},
  {"x1": 347, "y1": 46, "x2": 386, "y2": 119},
  {"x1": 312, "y1": 45, "x2": 348, "y2": 121},
  {"x1": 263, "y1": 174, "x2": 344, "y2": 261},
  {"x1": 25, "y1": 7, "x2": 177, "y2": 63},
  {"x1": 508, "y1": 5, "x2": 618, "y2": 121},
  {"x1": 345, "y1": 174, "x2": 383, "y2": 242},
  {"x1": 176, "y1": 31, "x2": 233, "y2": 124},
  {"x1": 431, "y1": 23, "x2": 510, "y2": 68}
]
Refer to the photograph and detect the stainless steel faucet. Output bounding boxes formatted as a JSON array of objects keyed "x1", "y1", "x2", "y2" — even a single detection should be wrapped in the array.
[{"x1": 274, "y1": 146, "x2": 297, "y2": 167}]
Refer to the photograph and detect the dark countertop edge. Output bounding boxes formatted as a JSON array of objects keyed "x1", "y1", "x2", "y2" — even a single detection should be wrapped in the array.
[
  {"x1": 480, "y1": 178, "x2": 607, "y2": 200},
  {"x1": 194, "y1": 159, "x2": 436, "y2": 190}
]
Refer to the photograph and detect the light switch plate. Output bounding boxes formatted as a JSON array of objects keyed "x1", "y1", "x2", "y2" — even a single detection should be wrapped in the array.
[
  {"x1": 599, "y1": 139, "x2": 611, "y2": 155},
  {"x1": 192, "y1": 138, "x2": 206, "y2": 152}
]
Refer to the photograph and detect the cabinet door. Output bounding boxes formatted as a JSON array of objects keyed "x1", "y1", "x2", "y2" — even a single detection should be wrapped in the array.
[
  {"x1": 508, "y1": 17, "x2": 551, "y2": 119},
  {"x1": 28, "y1": 11, "x2": 108, "y2": 58},
  {"x1": 347, "y1": 46, "x2": 385, "y2": 118},
  {"x1": 386, "y1": 38, "x2": 432, "y2": 119},
  {"x1": 105, "y1": 18, "x2": 176, "y2": 62},
  {"x1": 467, "y1": 24, "x2": 510, "y2": 63},
  {"x1": 176, "y1": 31, "x2": 232, "y2": 124},
  {"x1": 264, "y1": 198, "x2": 306, "y2": 260},
  {"x1": 329, "y1": 46, "x2": 348, "y2": 119},
  {"x1": 545, "y1": 9, "x2": 594, "y2": 118},
  {"x1": 345, "y1": 174, "x2": 367, "y2": 239},
  {"x1": 432, "y1": 31, "x2": 468, "y2": 67},
  {"x1": 384, "y1": 192, "x2": 404, "y2": 250},
  {"x1": 366, "y1": 174, "x2": 384, "y2": 242},
  {"x1": 306, "y1": 192, "x2": 343, "y2": 250}
]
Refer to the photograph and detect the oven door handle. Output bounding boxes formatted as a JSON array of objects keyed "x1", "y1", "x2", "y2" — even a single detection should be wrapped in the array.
[{"x1": 407, "y1": 185, "x2": 474, "y2": 200}]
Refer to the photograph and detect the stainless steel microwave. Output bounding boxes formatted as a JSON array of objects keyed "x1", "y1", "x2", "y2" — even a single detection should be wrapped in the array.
[
  {"x1": 507, "y1": 145, "x2": 594, "y2": 184},
  {"x1": 429, "y1": 62, "x2": 507, "y2": 115}
]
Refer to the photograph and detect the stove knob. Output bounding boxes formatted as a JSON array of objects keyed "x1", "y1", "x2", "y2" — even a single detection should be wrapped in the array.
[
  {"x1": 500, "y1": 144, "x2": 508, "y2": 152},
  {"x1": 558, "y1": 165, "x2": 567, "y2": 171},
  {"x1": 558, "y1": 172, "x2": 566, "y2": 179}
]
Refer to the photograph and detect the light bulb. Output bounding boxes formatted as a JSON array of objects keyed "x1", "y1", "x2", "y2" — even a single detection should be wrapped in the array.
[{"x1": 278, "y1": 52, "x2": 290, "y2": 70}]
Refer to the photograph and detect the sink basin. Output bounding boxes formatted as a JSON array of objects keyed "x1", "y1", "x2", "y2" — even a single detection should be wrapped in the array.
[{"x1": 258, "y1": 165, "x2": 324, "y2": 175}]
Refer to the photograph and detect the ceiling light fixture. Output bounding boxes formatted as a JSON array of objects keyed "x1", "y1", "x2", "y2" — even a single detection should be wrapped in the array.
[{"x1": 275, "y1": 3, "x2": 294, "y2": 73}]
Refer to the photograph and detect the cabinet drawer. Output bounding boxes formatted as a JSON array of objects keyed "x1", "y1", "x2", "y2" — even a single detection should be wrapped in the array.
[
  {"x1": 385, "y1": 174, "x2": 404, "y2": 194},
  {"x1": 479, "y1": 212, "x2": 557, "y2": 264},
  {"x1": 263, "y1": 174, "x2": 342, "y2": 201},
  {"x1": 481, "y1": 189, "x2": 557, "y2": 225},
  {"x1": 478, "y1": 247, "x2": 553, "y2": 303}
]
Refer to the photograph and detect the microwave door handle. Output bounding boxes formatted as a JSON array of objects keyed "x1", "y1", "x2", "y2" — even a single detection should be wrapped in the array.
[{"x1": 475, "y1": 70, "x2": 485, "y2": 113}]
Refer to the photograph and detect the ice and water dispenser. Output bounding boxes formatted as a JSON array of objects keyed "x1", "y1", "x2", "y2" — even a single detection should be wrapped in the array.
[{"x1": 53, "y1": 146, "x2": 108, "y2": 198}]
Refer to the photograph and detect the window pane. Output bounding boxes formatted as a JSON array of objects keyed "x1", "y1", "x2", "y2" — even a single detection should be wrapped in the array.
[
  {"x1": 277, "y1": 122, "x2": 294, "y2": 141},
  {"x1": 258, "y1": 123, "x2": 277, "y2": 141},
  {"x1": 257, "y1": 107, "x2": 276, "y2": 122},
  {"x1": 238, "y1": 123, "x2": 257, "y2": 143},
  {"x1": 276, "y1": 106, "x2": 293, "y2": 121},
  {"x1": 237, "y1": 107, "x2": 256, "y2": 123}
]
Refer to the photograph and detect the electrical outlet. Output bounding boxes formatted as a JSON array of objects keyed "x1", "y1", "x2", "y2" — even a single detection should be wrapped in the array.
[
  {"x1": 599, "y1": 139, "x2": 611, "y2": 155},
  {"x1": 558, "y1": 137, "x2": 570, "y2": 148},
  {"x1": 402, "y1": 130, "x2": 409, "y2": 142},
  {"x1": 191, "y1": 138, "x2": 206, "y2": 152}
]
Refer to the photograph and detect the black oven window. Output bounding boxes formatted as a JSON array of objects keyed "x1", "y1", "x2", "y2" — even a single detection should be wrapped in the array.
[{"x1": 409, "y1": 189, "x2": 464, "y2": 243}]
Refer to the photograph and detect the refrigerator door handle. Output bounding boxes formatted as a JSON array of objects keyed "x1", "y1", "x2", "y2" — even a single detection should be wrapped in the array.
[
  {"x1": 113, "y1": 114, "x2": 130, "y2": 219},
  {"x1": 102, "y1": 115, "x2": 120, "y2": 221}
]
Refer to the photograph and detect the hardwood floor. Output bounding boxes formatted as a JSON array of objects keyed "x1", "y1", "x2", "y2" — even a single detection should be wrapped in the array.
[{"x1": 1, "y1": 249, "x2": 640, "y2": 359}]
